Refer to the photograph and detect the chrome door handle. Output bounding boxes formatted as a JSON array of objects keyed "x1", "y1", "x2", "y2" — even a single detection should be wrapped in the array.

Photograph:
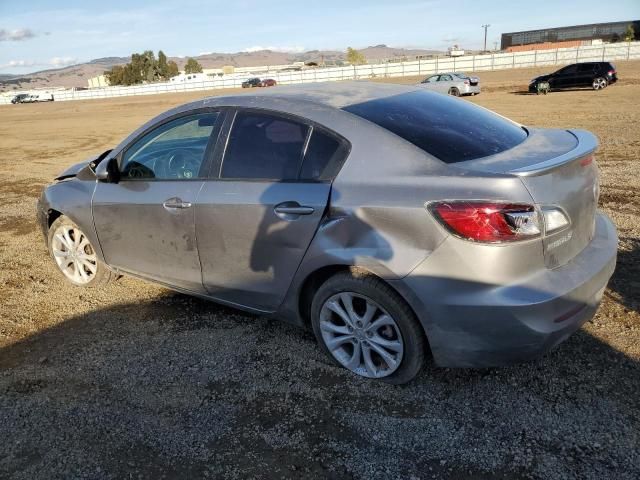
[{"x1": 163, "y1": 197, "x2": 192, "y2": 210}]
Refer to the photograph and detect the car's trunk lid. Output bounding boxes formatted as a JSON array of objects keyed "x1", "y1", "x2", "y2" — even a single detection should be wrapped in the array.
[{"x1": 454, "y1": 128, "x2": 599, "y2": 268}]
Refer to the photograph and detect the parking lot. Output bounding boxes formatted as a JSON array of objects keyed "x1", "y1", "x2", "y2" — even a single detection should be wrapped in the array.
[{"x1": 1, "y1": 61, "x2": 639, "y2": 479}]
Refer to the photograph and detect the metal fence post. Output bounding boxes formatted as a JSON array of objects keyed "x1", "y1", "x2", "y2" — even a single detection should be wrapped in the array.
[
  {"x1": 534, "y1": 49, "x2": 537, "y2": 67},
  {"x1": 555, "y1": 48, "x2": 558, "y2": 65},
  {"x1": 491, "y1": 53, "x2": 494, "y2": 70},
  {"x1": 435, "y1": 56, "x2": 438, "y2": 73},
  {"x1": 628, "y1": 42, "x2": 631, "y2": 60}
]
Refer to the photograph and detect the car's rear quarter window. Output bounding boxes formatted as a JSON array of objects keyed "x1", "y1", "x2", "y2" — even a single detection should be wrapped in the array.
[{"x1": 343, "y1": 90, "x2": 528, "y2": 163}]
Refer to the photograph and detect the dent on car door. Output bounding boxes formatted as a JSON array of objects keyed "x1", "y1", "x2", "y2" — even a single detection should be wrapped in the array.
[
  {"x1": 196, "y1": 110, "x2": 349, "y2": 312},
  {"x1": 92, "y1": 110, "x2": 223, "y2": 292}
]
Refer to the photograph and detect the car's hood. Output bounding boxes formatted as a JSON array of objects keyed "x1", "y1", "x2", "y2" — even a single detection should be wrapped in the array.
[
  {"x1": 532, "y1": 74, "x2": 551, "y2": 82},
  {"x1": 55, "y1": 154, "x2": 101, "y2": 180}
]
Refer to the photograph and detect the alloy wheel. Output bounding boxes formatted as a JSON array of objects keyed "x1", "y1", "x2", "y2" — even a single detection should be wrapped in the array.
[
  {"x1": 319, "y1": 292, "x2": 404, "y2": 378},
  {"x1": 51, "y1": 224, "x2": 98, "y2": 284},
  {"x1": 593, "y1": 77, "x2": 607, "y2": 90}
]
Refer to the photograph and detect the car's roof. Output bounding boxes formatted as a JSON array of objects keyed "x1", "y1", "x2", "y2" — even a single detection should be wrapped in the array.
[{"x1": 203, "y1": 80, "x2": 420, "y2": 109}]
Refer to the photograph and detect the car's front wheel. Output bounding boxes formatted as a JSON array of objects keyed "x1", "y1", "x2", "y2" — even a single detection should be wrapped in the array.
[
  {"x1": 48, "y1": 216, "x2": 115, "y2": 287},
  {"x1": 311, "y1": 271, "x2": 426, "y2": 384},
  {"x1": 592, "y1": 77, "x2": 608, "y2": 90}
]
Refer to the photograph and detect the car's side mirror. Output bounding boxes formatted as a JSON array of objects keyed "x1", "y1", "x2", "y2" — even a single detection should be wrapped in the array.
[{"x1": 95, "y1": 157, "x2": 120, "y2": 183}]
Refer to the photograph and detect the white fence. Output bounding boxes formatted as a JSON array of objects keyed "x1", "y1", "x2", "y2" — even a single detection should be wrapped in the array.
[{"x1": 2, "y1": 41, "x2": 639, "y2": 105}]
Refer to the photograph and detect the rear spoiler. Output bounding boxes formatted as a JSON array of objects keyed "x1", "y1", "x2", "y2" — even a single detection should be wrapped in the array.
[
  {"x1": 510, "y1": 129, "x2": 598, "y2": 177},
  {"x1": 452, "y1": 128, "x2": 598, "y2": 178}
]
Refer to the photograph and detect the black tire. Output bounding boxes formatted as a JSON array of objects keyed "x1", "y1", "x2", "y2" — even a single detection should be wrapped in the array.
[
  {"x1": 311, "y1": 270, "x2": 426, "y2": 384},
  {"x1": 448, "y1": 87, "x2": 460, "y2": 97},
  {"x1": 47, "y1": 215, "x2": 116, "y2": 287}
]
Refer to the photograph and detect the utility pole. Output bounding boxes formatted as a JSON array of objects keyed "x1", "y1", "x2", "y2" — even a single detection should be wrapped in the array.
[{"x1": 482, "y1": 24, "x2": 491, "y2": 52}]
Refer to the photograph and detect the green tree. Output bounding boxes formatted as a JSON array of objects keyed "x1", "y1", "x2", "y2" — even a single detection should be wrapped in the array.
[
  {"x1": 167, "y1": 60, "x2": 180, "y2": 78},
  {"x1": 158, "y1": 50, "x2": 169, "y2": 79},
  {"x1": 346, "y1": 47, "x2": 366, "y2": 65},
  {"x1": 624, "y1": 24, "x2": 635, "y2": 42},
  {"x1": 184, "y1": 57, "x2": 203, "y2": 74},
  {"x1": 104, "y1": 65, "x2": 125, "y2": 86}
]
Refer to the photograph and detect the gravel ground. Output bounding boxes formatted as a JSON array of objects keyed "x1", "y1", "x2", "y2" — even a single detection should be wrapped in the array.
[{"x1": 1, "y1": 62, "x2": 639, "y2": 479}]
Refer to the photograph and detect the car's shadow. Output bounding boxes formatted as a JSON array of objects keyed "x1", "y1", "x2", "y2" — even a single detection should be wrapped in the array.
[
  {"x1": 1, "y1": 284, "x2": 638, "y2": 479},
  {"x1": 511, "y1": 88, "x2": 604, "y2": 95}
]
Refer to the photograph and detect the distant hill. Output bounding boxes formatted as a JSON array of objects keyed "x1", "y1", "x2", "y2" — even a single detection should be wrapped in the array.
[{"x1": 0, "y1": 45, "x2": 442, "y2": 91}]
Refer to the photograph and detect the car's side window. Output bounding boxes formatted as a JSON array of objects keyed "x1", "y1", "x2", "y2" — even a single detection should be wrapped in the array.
[
  {"x1": 221, "y1": 112, "x2": 309, "y2": 180},
  {"x1": 423, "y1": 75, "x2": 438, "y2": 83},
  {"x1": 299, "y1": 129, "x2": 349, "y2": 181},
  {"x1": 560, "y1": 65, "x2": 578, "y2": 74},
  {"x1": 121, "y1": 112, "x2": 219, "y2": 180},
  {"x1": 439, "y1": 74, "x2": 452, "y2": 81},
  {"x1": 577, "y1": 63, "x2": 595, "y2": 73}
]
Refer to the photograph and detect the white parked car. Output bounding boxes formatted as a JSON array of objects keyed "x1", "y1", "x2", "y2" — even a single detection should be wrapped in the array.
[{"x1": 417, "y1": 72, "x2": 480, "y2": 96}]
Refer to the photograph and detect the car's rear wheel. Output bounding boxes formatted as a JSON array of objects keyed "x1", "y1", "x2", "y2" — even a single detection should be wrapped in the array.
[
  {"x1": 592, "y1": 77, "x2": 608, "y2": 90},
  {"x1": 311, "y1": 271, "x2": 426, "y2": 384},
  {"x1": 448, "y1": 87, "x2": 460, "y2": 96},
  {"x1": 48, "y1": 216, "x2": 115, "y2": 287}
]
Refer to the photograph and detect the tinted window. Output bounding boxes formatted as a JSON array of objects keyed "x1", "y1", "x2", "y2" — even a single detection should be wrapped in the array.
[
  {"x1": 222, "y1": 112, "x2": 309, "y2": 180},
  {"x1": 439, "y1": 74, "x2": 453, "y2": 81},
  {"x1": 300, "y1": 130, "x2": 349, "y2": 181},
  {"x1": 577, "y1": 63, "x2": 596, "y2": 73},
  {"x1": 558, "y1": 64, "x2": 578, "y2": 74},
  {"x1": 121, "y1": 112, "x2": 218, "y2": 180},
  {"x1": 423, "y1": 75, "x2": 438, "y2": 83},
  {"x1": 343, "y1": 90, "x2": 527, "y2": 163}
]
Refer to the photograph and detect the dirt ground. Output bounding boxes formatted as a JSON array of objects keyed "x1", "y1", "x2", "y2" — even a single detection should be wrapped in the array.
[{"x1": 0, "y1": 62, "x2": 639, "y2": 479}]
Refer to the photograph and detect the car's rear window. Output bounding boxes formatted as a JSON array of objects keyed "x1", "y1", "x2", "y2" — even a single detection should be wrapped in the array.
[{"x1": 342, "y1": 90, "x2": 528, "y2": 163}]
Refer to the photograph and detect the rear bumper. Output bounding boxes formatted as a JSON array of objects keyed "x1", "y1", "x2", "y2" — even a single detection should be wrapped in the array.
[
  {"x1": 462, "y1": 84, "x2": 481, "y2": 95},
  {"x1": 392, "y1": 212, "x2": 617, "y2": 367}
]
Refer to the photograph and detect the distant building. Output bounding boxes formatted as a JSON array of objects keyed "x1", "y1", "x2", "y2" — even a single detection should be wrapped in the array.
[
  {"x1": 501, "y1": 20, "x2": 639, "y2": 50},
  {"x1": 88, "y1": 75, "x2": 109, "y2": 88}
]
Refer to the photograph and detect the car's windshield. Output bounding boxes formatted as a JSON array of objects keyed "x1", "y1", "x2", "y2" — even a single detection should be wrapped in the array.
[{"x1": 343, "y1": 90, "x2": 528, "y2": 163}]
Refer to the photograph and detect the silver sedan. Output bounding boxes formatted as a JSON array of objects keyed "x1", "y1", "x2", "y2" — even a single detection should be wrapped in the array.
[
  {"x1": 37, "y1": 82, "x2": 616, "y2": 383},
  {"x1": 417, "y1": 72, "x2": 481, "y2": 96}
]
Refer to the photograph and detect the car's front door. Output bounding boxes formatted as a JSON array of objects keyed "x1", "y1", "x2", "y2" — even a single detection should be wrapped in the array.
[
  {"x1": 93, "y1": 110, "x2": 223, "y2": 292},
  {"x1": 437, "y1": 74, "x2": 454, "y2": 93},
  {"x1": 196, "y1": 110, "x2": 349, "y2": 311},
  {"x1": 552, "y1": 64, "x2": 578, "y2": 88}
]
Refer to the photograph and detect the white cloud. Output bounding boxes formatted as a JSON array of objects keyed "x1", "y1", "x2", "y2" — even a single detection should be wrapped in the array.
[
  {"x1": 199, "y1": 51, "x2": 213, "y2": 56},
  {"x1": 49, "y1": 56, "x2": 77, "y2": 67},
  {"x1": 242, "y1": 45, "x2": 305, "y2": 53},
  {"x1": 0, "y1": 28, "x2": 36, "y2": 41},
  {"x1": 0, "y1": 59, "x2": 37, "y2": 68}
]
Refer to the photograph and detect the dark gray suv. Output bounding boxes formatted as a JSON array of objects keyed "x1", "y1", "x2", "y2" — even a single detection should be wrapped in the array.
[
  {"x1": 37, "y1": 82, "x2": 617, "y2": 383},
  {"x1": 529, "y1": 62, "x2": 618, "y2": 92}
]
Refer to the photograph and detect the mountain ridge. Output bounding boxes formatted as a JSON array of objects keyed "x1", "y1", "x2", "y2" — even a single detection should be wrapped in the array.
[{"x1": 0, "y1": 45, "x2": 442, "y2": 91}]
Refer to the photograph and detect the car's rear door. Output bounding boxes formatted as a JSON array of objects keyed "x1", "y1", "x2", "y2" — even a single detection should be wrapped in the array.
[
  {"x1": 92, "y1": 109, "x2": 224, "y2": 292},
  {"x1": 195, "y1": 109, "x2": 349, "y2": 312},
  {"x1": 575, "y1": 63, "x2": 596, "y2": 87}
]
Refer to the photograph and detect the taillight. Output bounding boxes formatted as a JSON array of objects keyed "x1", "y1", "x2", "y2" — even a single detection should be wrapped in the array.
[
  {"x1": 430, "y1": 202, "x2": 541, "y2": 243},
  {"x1": 607, "y1": 70, "x2": 615, "y2": 76}
]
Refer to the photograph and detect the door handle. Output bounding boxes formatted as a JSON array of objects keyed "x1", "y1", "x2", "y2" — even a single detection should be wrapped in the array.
[
  {"x1": 274, "y1": 202, "x2": 314, "y2": 218},
  {"x1": 163, "y1": 197, "x2": 192, "y2": 210}
]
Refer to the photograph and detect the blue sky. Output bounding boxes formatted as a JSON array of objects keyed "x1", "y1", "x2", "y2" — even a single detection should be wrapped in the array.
[{"x1": 1, "y1": 0, "x2": 638, "y2": 74}]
